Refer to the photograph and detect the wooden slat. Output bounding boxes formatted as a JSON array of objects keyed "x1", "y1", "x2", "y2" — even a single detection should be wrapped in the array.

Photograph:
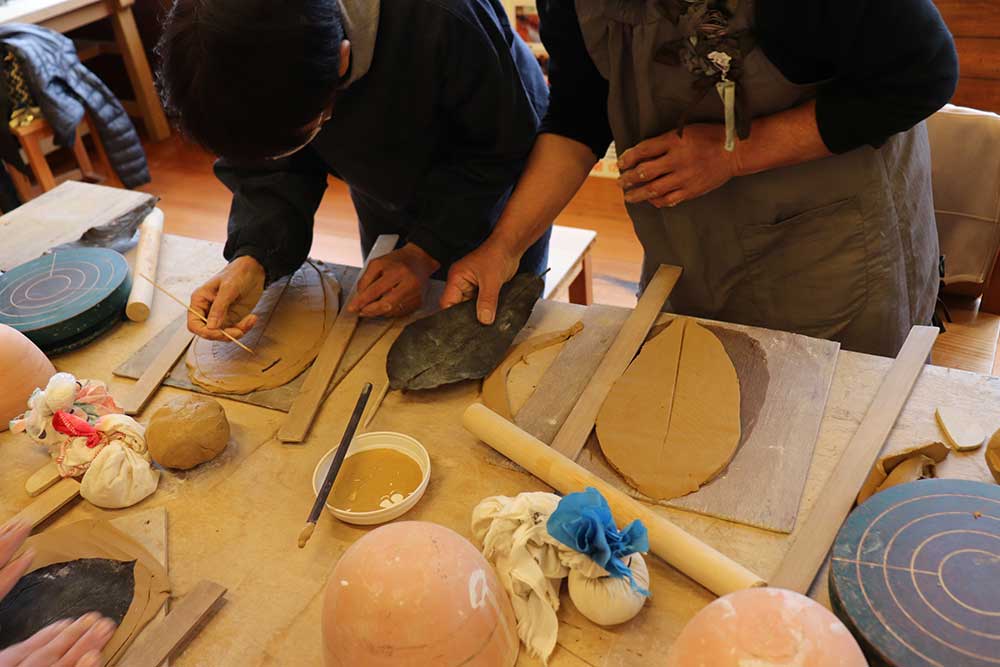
[
  {"x1": 25, "y1": 462, "x2": 61, "y2": 497},
  {"x1": 9, "y1": 479, "x2": 81, "y2": 529},
  {"x1": 549, "y1": 265, "x2": 682, "y2": 459},
  {"x1": 771, "y1": 326, "x2": 939, "y2": 593},
  {"x1": 119, "y1": 319, "x2": 195, "y2": 415},
  {"x1": 935, "y1": 1, "x2": 1000, "y2": 38},
  {"x1": 278, "y1": 235, "x2": 399, "y2": 443},
  {"x1": 118, "y1": 580, "x2": 227, "y2": 667}
]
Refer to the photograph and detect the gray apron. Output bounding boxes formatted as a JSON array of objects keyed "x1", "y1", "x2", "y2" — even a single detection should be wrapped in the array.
[{"x1": 576, "y1": 0, "x2": 939, "y2": 356}]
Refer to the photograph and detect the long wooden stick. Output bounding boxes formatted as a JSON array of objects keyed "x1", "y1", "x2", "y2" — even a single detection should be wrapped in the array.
[
  {"x1": 550, "y1": 265, "x2": 682, "y2": 459},
  {"x1": 463, "y1": 403, "x2": 764, "y2": 596},
  {"x1": 770, "y1": 325, "x2": 938, "y2": 593},
  {"x1": 138, "y1": 273, "x2": 255, "y2": 356},
  {"x1": 119, "y1": 318, "x2": 195, "y2": 415},
  {"x1": 278, "y1": 234, "x2": 399, "y2": 443}
]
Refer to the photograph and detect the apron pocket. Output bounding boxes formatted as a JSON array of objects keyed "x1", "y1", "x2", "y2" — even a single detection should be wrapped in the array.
[{"x1": 738, "y1": 197, "x2": 869, "y2": 338}]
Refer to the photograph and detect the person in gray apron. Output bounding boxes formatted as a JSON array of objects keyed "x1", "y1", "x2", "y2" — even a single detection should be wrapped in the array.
[{"x1": 441, "y1": 0, "x2": 958, "y2": 357}]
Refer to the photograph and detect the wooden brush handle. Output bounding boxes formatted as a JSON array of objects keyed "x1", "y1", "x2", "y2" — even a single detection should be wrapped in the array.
[{"x1": 462, "y1": 403, "x2": 766, "y2": 597}]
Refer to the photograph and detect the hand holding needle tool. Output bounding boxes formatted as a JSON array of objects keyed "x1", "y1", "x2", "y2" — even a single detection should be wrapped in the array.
[
  {"x1": 298, "y1": 382, "x2": 373, "y2": 548},
  {"x1": 138, "y1": 272, "x2": 256, "y2": 355}
]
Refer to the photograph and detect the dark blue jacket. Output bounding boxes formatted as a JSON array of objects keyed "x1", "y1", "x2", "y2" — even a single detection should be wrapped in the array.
[{"x1": 217, "y1": 0, "x2": 550, "y2": 281}]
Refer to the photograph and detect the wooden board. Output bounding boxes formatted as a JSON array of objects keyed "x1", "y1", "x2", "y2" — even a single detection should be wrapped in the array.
[
  {"x1": 0, "y1": 248, "x2": 132, "y2": 352},
  {"x1": 278, "y1": 234, "x2": 399, "y2": 442},
  {"x1": 549, "y1": 265, "x2": 682, "y2": 459},
  {"x1": 118, "y1": 318, "x2": 195, "y2": 415},
  {"x1": 8, "y1": 478, "x2": 81, "y2": 528},
  {"x1": 25, "y1": 461, "x2": 61, "y2": 497},
  {"x1": 118, "y1": 580, "x2": 226, "y2": 667},
  {"x1": 772, "y1": 326, "x2": 939, "y2": 593},
  {"x1": 514, "y1": 305, "x2": 629, "y2": 443},
  {"x1": 0, "y1": 181, "x2": 156, "y2": 271},
  {"x1": 830, "y1": 479, "x2": 1000, "y2": 667}
]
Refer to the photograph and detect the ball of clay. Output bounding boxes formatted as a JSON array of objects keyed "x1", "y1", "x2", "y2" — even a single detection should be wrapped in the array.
[
  {"x1": 146, "y1": 396, "x2": 229, "y2": 469},
  {"x1": 323, "y1": 521, "x2": 519, "y2": 667},
  {"x1": 568, "y1": 553, "x2": 649, "y2": 626},
  {"x1": 665, "y1": 588, "x2": 867, "y2": 667},
  {"x1": 0, "y1": 324, "x2": 55, "y2": 431}
]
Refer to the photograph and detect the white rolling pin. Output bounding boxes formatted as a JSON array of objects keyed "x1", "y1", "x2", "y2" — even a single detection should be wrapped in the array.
[
  {"x1": 126, "y1": 208, "x2": 165, "y2": 322},
  {"x1": 462, "y1": 403, "x2": 766, "y2": 597}
]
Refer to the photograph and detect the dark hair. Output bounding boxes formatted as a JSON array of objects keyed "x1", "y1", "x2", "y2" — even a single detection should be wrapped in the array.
[{"x1": 156, "y1": 0, "x2": 345, "y2": 160}]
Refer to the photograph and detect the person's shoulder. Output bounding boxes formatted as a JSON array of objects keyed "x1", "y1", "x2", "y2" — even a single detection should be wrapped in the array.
[{"x1": 396, "y1": 0, "x2": 501, "y2": 29}]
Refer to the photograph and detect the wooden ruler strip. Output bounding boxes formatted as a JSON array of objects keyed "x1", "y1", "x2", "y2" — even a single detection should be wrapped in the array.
[
  {"x1": 515, "y1": 305, "x2": 629, "y2": 443},
  {"x1": 120, "y1": 317, "x2": 195, "y2": 415},
  {"x1": 25, "y1": 462, "x2": 61, "y2": 497},
  {"x1": 549, "y1": 265, "x2": 682, "y2": 459},
  {"x1": 118, "y1": 580, "x2": 227, "y2": 667},
  {"x1": 278, "y1": 235, "x2": 399, "y2": 443},
  {"x1": 770, "y1": 325, "x2": 939, "y2": 593},
  {"x1": 10, "y1": 479, "x2": 81, "y2": 528}
]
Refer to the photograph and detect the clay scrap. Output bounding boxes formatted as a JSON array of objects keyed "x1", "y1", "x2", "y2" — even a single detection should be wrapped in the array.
[
  {"x1": 387, "y1": 273, "x2": 544, "y2": 390},
  {"x1": 856, "y1": 441, "x2": 950, "y2": 505},
  {"x1": 187, "y1": 262, "x2": 340, "y2": 394},
  {"x1": 935, "y1": 406, "x2": 987, "y2": 451},
  {"x1": 596, "y1": 318, "x2": 742, "y2": 500}
]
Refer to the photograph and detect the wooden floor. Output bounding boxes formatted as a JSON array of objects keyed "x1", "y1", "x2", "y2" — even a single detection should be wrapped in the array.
[{"x1": 137, "y1": 136, "x2": 998, "y2": 375}]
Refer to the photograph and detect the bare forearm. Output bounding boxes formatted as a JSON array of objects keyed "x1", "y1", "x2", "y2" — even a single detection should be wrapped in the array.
[
  {"x1": 488, "y1": 133, "x2": 598, "y2": 257},
  {"x1": 733, "y1": 100, "x2": 832, "y2": 177}
]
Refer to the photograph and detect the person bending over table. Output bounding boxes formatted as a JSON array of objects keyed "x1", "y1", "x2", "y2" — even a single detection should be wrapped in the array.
[
  {"x1": 156, "y1": 0, "x2": 549, "y2": 340},
  {"x1": 0, "y1": 521, "x2": 116, "y2": 667},
  {"x1": 440, "y1": 0, "x2": 958, "y2": 357}
]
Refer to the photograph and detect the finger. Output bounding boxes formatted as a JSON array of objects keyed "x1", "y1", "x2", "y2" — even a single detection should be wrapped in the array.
[
  {"x1": 358, "y1": 277, "x2": 420, "y2": 318},
  {"x1": 0, "y1": 619, "x2": 72, "y2": 663},
  {"x1": 21, "y1": 614, "x2": 101, "y2": 667},
  {"x1": 618, "y1": 136, "x2": 672, "y2": 171},
  {"x1": 650, "y1": 189, "x2": 688, "y2": 209},
  {"x1": 54, "y1": 617, "x2": 116, "y2": 667},
  {"x1": 187, "y1": 288, "x2": 215, "y2": 335},
  {"x1": 474, "y1": 275, "x2": 503, "y2": 326},
  {"x1": 618, "y1": 153, "x2": 675, "y2": 189},
  {"x1": 355, "y1": 259, "x2": 386, "y2": 295},
  {"x1": 623, "y1": 171, "x2": 684, "y2": 204},
  {"x1": 350, "y1": 271, "x2": 401, "y2": 313},
  {"x1": 234, "y1": 313, "x2": 259, "y2": 333},
  {"x1": 0, "y1": 548, "x2": 33, "y2": 602},
  {"x1": 206, "y1": 280, "x2": 245, "y2": 329},
  {"x1": 440, "y1": 271, "x2": 477, "y2": 310},
  {"x1": 75, "y1": 650, "x2": 103, "y2": 667},
  {"x1": 0, "y1": 520, "x2": 30, "y2": 566}
]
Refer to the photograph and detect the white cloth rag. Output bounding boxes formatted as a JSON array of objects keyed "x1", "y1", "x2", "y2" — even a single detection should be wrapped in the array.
[{"x1": 471, "y1": 492, "x2": 603, "y2": 664}]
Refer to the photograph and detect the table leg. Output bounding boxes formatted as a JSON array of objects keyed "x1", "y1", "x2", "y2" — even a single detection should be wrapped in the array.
[
  {"x1": 16, "y1": 127, "x2": 57, "y2": 192},
  {"x1": 108, "y1": 3, "x2": 170, "y2": 142},
  {"x1": 568, "y1": 252, "x2": 594, "y2": 305},
  {"x1": 981, "y1": 248, "x2": 1000, "y2": 315},
  {"x1": 3, "y1": 162, "x2": 34, "y2": 202}
]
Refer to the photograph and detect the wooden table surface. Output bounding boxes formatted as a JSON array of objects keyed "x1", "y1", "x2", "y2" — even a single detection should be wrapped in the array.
[{"x1": 2, "y1": 233, "x2": 997, "y2": 666}]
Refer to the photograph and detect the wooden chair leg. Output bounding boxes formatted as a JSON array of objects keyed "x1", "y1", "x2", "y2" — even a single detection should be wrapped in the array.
[
  {"x1": 3, "y1": 161, "x2": 34, "y2": 202},
  {"x1": 15, "y1": 127, "x2": 56, "y2": 192},
  {"x1": 568, "y1": 252, "x2": 594, "y2": 305}
]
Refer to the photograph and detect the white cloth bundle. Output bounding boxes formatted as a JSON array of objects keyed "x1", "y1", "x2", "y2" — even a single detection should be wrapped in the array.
[
  {"x1": 472, "y1": 492, "x2": 621, "y2": 663},
  {"x1": 80, "y1": 414, "x2": 159, "y2": 509}
]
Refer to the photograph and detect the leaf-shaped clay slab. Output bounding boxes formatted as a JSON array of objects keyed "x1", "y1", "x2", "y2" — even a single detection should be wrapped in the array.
[
  {"x1": 596, "y1": 317, "x2": 742, "y2": 500},
  {"x1": 387, "y1": 273, "x2": 544, "y2": 390}
]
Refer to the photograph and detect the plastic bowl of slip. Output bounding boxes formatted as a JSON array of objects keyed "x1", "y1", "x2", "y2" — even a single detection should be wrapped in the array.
[{"x1": 311, "y1": 431, "x2": 431, "y2": 525}]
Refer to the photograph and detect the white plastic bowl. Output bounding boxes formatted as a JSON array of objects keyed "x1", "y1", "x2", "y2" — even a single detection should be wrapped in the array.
[{"x1": 311, "y1": 431, "x2": 431, "y2": 526}]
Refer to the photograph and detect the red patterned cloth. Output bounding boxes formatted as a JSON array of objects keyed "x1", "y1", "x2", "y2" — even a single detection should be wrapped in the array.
[{"x1": 51, "y1": 410, "x2": 102, "y2": 448}]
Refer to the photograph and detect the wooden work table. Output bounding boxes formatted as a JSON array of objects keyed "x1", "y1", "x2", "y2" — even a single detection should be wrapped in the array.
[{"x1": 1, "y1": 233, "x2": 997, "y2": 666}]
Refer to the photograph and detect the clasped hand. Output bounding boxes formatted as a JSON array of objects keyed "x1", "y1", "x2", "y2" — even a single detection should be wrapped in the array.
[{"x1": 617, "y1": 124, "x2": 739, "y2": 208}]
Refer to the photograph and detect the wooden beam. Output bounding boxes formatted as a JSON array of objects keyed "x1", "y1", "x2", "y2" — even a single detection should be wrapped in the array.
[
  {"x1": 118, "y1": 580, "x2": 226, "y2": 667},
  {"x1": 549, "y1": 265, "x2": 682, "y2": 459},
  {"x1": 119, "y1": 318, "x2": 195, "y2": 415},
  {"x1": 278, "y1": 235, "x2": 399, "y2": 443},
  {"x1": 771, "y1": 325, "x2": 939, "y2": 593}
]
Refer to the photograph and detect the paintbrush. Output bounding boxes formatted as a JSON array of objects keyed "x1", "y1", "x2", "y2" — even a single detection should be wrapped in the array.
[
  {"x1": 138, "y1": 273, "x2": 256, "y2": 355},
  {"x1": 298, "y1": 382, "x2": 373, "y2": 548}
]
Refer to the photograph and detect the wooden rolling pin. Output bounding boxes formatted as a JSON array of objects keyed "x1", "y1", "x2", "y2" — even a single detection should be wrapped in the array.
[
  {"x1": 462, "y1": 403, "x2": 766, "y2": 597},
  {"x1": 126, "y1": 207, "x2": 165, "y2": 322}
]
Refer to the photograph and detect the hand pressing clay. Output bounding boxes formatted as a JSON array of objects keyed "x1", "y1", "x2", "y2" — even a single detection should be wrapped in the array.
[
  {"x1": 568, "y1": 553, "x2": 649, "y2": 626},
  {"x1": 665, "y1": 588, "x2": 867, "y2": 667},
  {"x1": 0, "y1": 324, "x2": 55, "y2": 431},
  {"x1": 146, "y1": 396, "x2": 230, "y2": 470},
  {"x1": 323, "y1": 521, "x2": 519, "y2": 667}
]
